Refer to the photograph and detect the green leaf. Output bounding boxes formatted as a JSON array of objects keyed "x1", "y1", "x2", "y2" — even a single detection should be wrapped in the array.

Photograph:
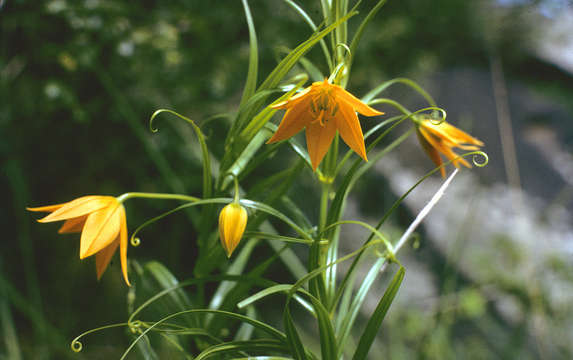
[
  {"x1": 195, "y1": 339, "x2": 289, "y2": 360},
  {"x1": 282, "y1": 0, "x2": 332, "y2": 70},
  {"x1": 244, "y1": 231, "x2": 313, "y2": 245},
  {"x1": 207, "y1": 239, "x2": 258, "y2": 316},
  {"x1": 308, "y1": 296, "x2": 336, "y2": 360},
  {"x1": 128, "y1": 274, "x2": 275, "y2": 325},
  {"x1": 264, "y1": 228, "x2": 308, "y2": 281},
  {"x1": 258, "y1": 10, "x2": 356, "y2": 92},
  {"x1": 136, "y1": 261, "x2": 196, "y2": 328},
  {"x1": 149, "y1": 109, "x2": 212, "y2": 200},
  {"x1": 205, "y1": 240, "x2": 287, "y2": 336},
  {"x1": 222, "y1": 129, "x2": 274, "y2": 191},
  {"x1": 328, "y1": 129, "x2": 412, "y2": 310},
  {"x1": 240, "y1": 74, "x2": 308, "y2": 143},
  {"x1": 348, "y1": 0, "x2": 388, "y2": 73},
  {"x1": 143, "y1": 261, "x2": 193, "y2": 310},
  {"x1": 284, "y1": 306, "x2": 308, "y2": 360},
  {"x1": 234, "y1": 306, "x2": 257, "y2": 341},
  {"x1": 233, "y1": 357, "x2": 294, "y2": 360},
  {"x1": 361, "y1": 77, "x2": 436, "y2": 106},
  {"x1": 336, "y1": 258, "x2": 385, "y2": 358},
  {"x1": 280, "y1": 196, "x2": 314, "y2": 232},
  {"x1": 122, "y1": 310, "x2": 288, "y2": 360},
  {"x1": 351, "y1": 265, "x2": 405, "y2": 360},
  {"x1": 238, "y1": 284, "x2": 293, "y2": 309},
  {"x1": 239, "y1": 0, "x2": 258, "y2": 108},
  {"x1": 324, "y1": 225, "x2": 340, "y2": 302}
]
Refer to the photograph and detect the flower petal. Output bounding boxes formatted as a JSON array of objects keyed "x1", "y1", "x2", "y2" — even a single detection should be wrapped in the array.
[
  {"x1": 58, "y1": 216, "x2": 88, "y2": 233},
  {"x1": 36, "y1": 196, "x2": 113, "y2": 223},
  {"x1": 95, "y1": 239, "x2": 119, "y2": 280},
  {"x1": 420, "y1": 128, "x2": 471, "y2": 168},
  {"x1": 267, "y1": 97, "x2": 313, "y2": 143},
  {"x1": 219, "y1": 203, "x2": 248, "y2": 257},
  {"x1": 80, "y1": 203, "x2": 121, "y2": 259},
  {"x1": 270, "y1": 86, "x2": 313, "y2": 110},
  {"x1": 425, "y1": 121, "x2": 484, "y2": 147},
  {"x1": 305, "y1": 117, "x2": 337, "y2": 171},
  {"x1": 118, "y1": 206, "x2": 130, "y2": 286},
  {"x1": 417, "y1": 129, "x2": 446, "y2": 177},
  {"x1": 335, "y1": 86, "x2": 384, "y2": 117},
  {"x1": 335, "y1": 103, "x2": 368, "y2": 162},
  {"x1": 27, "y1": 203, "x2": 66, "y2": 213}
]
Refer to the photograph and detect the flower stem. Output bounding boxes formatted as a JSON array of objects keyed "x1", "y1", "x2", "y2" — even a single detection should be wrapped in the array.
[
  {"x1": 116, "y1": 192, "x2": 200, "y2": 203},
  {"x1": 319, "y1": 182, "x2": 330, "y2": 234}
]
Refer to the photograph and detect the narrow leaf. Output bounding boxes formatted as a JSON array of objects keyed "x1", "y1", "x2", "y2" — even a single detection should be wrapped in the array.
[
  {"x1": 239, "y1": 0, "x2": 259, "y2": 108},
  {"x1": 284, "y1": 305, "x2": 308, "y2": 360},
  {"x1": 351, "y1": 265, "x2": 405, "y2": 360}
]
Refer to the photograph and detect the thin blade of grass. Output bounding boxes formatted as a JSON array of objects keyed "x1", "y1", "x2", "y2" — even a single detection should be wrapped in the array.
[
  {"x1": 351, "y1": 265, "x2": 405, "y2": 360},
  {"x1": 196, "y1": 339, "x2": 288, "y2": 360},
  {"x1": 348, "y1": 0, "x2": 388, "y2": 71},
  {"x1": 284, "y1": 306, "x2": 308, "y2": 360},
  {"x1": 361, "y1": 77, "x2": 436, "y2": 106},
  {"x1": 282, "y1": 0, "x2": 332, "y2": 69},
  {"x1": 308, "y1": 295, "x2": 336, "y2": 360},
  {"x1": 234, "y1": 306, "x2": 257, "y2": 342},
  {"x1": 239, "y1": 0, "x2": 258, "y2": 108},
  {"x1": 336, "y1": 258, "x2": 385, "y2": 357}
]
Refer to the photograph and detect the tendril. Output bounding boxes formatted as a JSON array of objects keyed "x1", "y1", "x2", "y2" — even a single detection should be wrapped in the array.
[
  {"x1": 70, "y1": 340, "x2": 82, "y2": 352},
  {"x1": 419, "y1": 107, "x2": 447, "y2": 125},
  {"x1": 149, "y1": 108, "x2": 199, "y2": 133},
  {"x1": 129, "y1": 320, "x2": 143, "y2": 334},
  {"x1": 328, "y1": 62, "x2": 347, "y2": 84},
  {"x1": 472, "y1": 151, "x2": 489, "y2": 167},
  {"x1": 131, "y1": 237, "x2": 141, "y2": 247},
  {"x1": 70, "y1": 323, "x2": 129, "y2": 353},
  {"x1": 335, "y1": 43, "x2": 352, "y2": 59}
]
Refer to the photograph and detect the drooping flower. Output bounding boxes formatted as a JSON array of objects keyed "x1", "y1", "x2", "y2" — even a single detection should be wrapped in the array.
[
  {"x1": 27, "y1": 195, "x2": 130, "y2": 285},
  {"x1": 415, "y1": 117, "x2": 484, "y2": 177},
  {"x1": 218, "y1": 202, "x2": 248, "y2": 257},
  {"x1": 267, "y1": 79, "x2": 383, "y2": 171}
]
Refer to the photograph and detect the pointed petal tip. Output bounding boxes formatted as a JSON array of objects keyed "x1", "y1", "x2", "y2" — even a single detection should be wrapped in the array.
[{"x1": 26, "y1": 203, "x2": 65, "y2": 213}]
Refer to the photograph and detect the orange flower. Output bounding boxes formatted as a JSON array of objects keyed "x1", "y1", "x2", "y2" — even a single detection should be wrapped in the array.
[
  {"x1": 218, "y1": 203, "x2": 248, "y2": 258},
  {"x1": 27, "y1": 196, "x2": 130, "y2": 285},
  {"x1": 415, "y1": 117, "x2": 484, "y2": 177},
  {"x1": 267, "y1": 79, "x2": 383, "y2": 171}
]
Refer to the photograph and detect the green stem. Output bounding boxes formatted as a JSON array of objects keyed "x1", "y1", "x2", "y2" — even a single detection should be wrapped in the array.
[
  {"x1": 232, "y1": 176, "x2": 240, "y2": 204},
  {"x1": 319, "y1": 182, "x2": 330, "y2": 234},
  {"x1": 117, "y1": 192, "x2": 200, "y2": 203}
]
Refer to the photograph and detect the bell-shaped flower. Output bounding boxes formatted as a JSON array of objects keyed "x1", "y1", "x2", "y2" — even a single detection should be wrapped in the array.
[
  {"x1": 28, "y1": 195, "x2": 130, "y2": 285},
  {"x1": 267, "y1": 79, "x2": 383, "y2": 171},
  {"x1": 415, "y1": 117, "x2": 484, "y2": 177},
  {"x1": 218, "y1": 203, "x2": 248, "y2": 257}
]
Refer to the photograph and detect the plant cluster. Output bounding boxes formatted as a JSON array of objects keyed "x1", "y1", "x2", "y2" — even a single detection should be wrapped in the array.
[{"x1": 28, "y1": 1, "x2": 486, "y2": 358}]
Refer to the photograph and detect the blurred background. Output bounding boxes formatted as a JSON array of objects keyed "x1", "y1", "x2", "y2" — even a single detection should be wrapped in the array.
[{"x1": 2, "y1": 0, "x2": 573, "y2": 358}]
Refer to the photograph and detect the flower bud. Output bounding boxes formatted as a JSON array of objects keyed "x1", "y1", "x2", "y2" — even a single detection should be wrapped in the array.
[{"x1": 218, "y1": 203, "x2": 248, "y2": 257}]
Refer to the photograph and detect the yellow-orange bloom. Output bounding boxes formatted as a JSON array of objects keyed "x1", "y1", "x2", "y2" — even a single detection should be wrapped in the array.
[
  {"x1": 27, "y1": 196, "x2": 130, "y2": 285},
  {"x1": 267, "y1": 79, "x2": 383, "y2": 171},
  {"x1": 218, "y1": 203, "x2": 247, "y2": 258},
  {"x1": 416, "y1": 118, "x2": 484, "y2": 177}
]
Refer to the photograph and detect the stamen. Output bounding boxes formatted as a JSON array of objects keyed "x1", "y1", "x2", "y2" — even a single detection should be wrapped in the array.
[
  {"x1": 317, "y1": 111, "x2": 325, "y2": 127},
  {"x1": 331, "y1": 103, "x2": 339, "y2": 117},
  {"x1": 310, "y1": 99, "x2": 317, "y2": 115},
  {"x1": 311, "y1": 111, "x2": 326, "y2": 127}
]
